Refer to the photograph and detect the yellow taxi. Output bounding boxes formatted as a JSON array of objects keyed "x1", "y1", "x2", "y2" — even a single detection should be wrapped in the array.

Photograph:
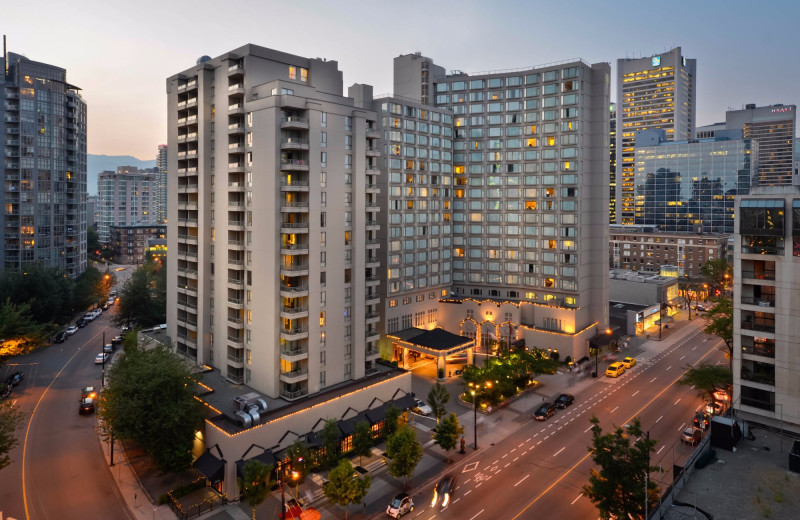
[
  {"x1": 605, "y1": 362, "x2": 626, "y2": 378},
  {"x1": 621, "y1": 357, "x2": 636, "y2": 369}
]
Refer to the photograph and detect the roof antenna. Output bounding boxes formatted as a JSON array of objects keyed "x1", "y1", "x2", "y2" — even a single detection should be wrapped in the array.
[{"x1": 3, "y1": 35, "x2": 7, "y2": 76}]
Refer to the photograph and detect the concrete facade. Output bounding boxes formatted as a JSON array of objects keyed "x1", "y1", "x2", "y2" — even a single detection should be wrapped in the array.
[
  {"x1": 108, "y1": 224, "x2": 166, "y2": 264},
  {"x1": 156, "y1": 144, "x2": 168, "y2": 223},
  {"x1": 97, "y1": 167, "x2": 159, "y2": 243},
  {"x1": 734, "y1": 186, "x2": 800, "y2": 430},
  {"x1": 167, "y1": 45, "x2": 379, "y2": 401},
  {"x1": 1, "y1": 51, "x2": 87, "y2": 278},
  {"x1": 616, "y1": 47, "x2": 696, "y2": 225}
]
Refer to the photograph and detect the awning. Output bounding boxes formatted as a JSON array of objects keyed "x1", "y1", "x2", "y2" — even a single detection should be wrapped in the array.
[
  {"x1": 235, "y1": 449, "x2": 278, "y2": 479},
  {"x1": 337, "y1": 411, "x2": 369, "y2": 436},
  {"x1": 365, "y1": 405, "x2": 386, "y2": 424},
  {"x1": 194, "y1": 450, "x2": 225, "y2": 483},
  {"x1": 391, "y1": 394, "x2": 416, "y2": 412}
]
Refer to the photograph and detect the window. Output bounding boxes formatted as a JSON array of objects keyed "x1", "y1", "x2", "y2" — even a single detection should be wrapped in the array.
[
  {"x1": 289, "y1": 66, "x2": 296, "y2": 79},
  {"x1": 321, "y1": 112, "x2": 327, "y2": 127},
  {"x1": 300, "y1": 68, "x2": 308, "y2": 82}
]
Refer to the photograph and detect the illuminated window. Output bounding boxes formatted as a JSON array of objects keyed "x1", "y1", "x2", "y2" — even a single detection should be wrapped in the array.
[
  {"x1": 454, "y1": 248, "x2": 465, "y2": 257},
  {"x1": 546, "y1": 136, "x2": 556, "y2": 146},
  {"x1": 525, "y1": 201, "x2": 537, "y2": 210},
  {"x1": 526, "y1": 138, "x2": 537, "y2": 147},
  {"x1": 320, "y1": 312, "x2": 326, "y2": 326},
  {"x1": 300, "y1": 68, "x2": 308, "y2": 82},
  {"x1": 289, "y1": 66, "x2": 296, "y2": 79}
]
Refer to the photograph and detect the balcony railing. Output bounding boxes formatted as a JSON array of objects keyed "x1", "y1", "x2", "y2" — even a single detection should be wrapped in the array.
[
  {"x1": 281, "y1": 344, "x2": 308, "y2": 356},
  {"x1": 741, "y1": 270, "x2": 776, "y2": 280},
  {"x1": 741, "y1": 321, "x2": 775, "y2": 333},
  {"x1": 742, "y1": 341, "x2": 775, "y2": 358},
  {"x1": 280, "y1": 388, "x2": 308, "y2": 400},
  {"x1": 740, "y1": 296, "x2": 775, "y2": 307},
  {"x1": 281, "y1": 327, "x2": 309, "y2": 335},
  {"x1": 280, "y1": 285, "x2": 308, "y2": 293},
  {"x1": 280, "y1": 368, "x2": 308, "y2": 378},
  {"x1": 281, "y1": 306, "x2": 309, "y2": 314}
]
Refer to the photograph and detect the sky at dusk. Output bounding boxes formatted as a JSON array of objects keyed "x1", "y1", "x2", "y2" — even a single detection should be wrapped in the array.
[{"x1": 4, "y1": 0, "x2": 798, "y2": 160}]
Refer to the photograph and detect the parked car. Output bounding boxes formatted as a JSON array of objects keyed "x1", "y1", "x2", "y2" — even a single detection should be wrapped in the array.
[
  {"x1": 82, "y1": 313, "x2": 95, "y2": 322},
  {"x1": 109, "y1": 290, "x2": 117, "y2": 297},
  {"x1": 103, "y1": 343, "x2": 114, "y2": 353},
  {"x1": 621, "y1": 357, "x2": 637, "y2": 369},
  {"x1": 76, "y1": 319, "x2": 87, "y2": 328},
  {"x1": 79, "y1": 397, "x2": 95, "y2": 415},
  {"x1": 101, "y1": 302, "x2": 109, "y2": 310},
  {"x1": 386, "y1": 492, "x2": 414, "y2": 518},
  {"x1": 81, "y1": 386, "x2": 97, "y2": 399},
  {"x1": 6, "y1": 371, "x2": 23, "y2": 386},
  {"x1": 534, "y1": 402, "x2": 557, "y2": 421},
  {"x1": 693, "y1": 411, "x2": 711, "y2": 430},
  {"x1": 66, "y1": 325, "x2": 79, "y2": 336},
  {"x1": 605, "y1": 362, "x2": 626, "y2": 378},
  {"x1": 54, "y1": 331, "x2": 68, "y2": 343},
  {"x1": 555, "y1": 394, "x2": 575, "y2": 409},
  {"x1": 94, "y1": 353, "x2": 109, "y2": 365},
  {"x1": 705, "y1": 401, "x2": 725, "y2": 416},
  {"x1": 106, "y1": 298, "x2": 115, "y2": 306},
  {"x1": 92, "y1": 309, "x2": 102, "y2": 318},
  {"x1": 413, "y1": 399, "x2": 432, "y2": 416},
  {"x1": 0, "y1": 384, "x2": 11, "y2": 400},
  {"x1": 431, "y1": 474, "x2": 457, "y2": 509},
  {"x1": 454, "y1": 368, "x2": 464, "y2": 376},
  {"x1": 111, "y1": 335, "x2": 123, "y2": 346},
  {"x1": 681, "y1": 426, "x2": 703, "y2": 445}
]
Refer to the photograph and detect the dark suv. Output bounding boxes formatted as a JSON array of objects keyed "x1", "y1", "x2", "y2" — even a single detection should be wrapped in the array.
[
  {"x1": 534, "y1": 402, "x2": 557, "y2": 421},
  {"x1": 555, "y1": 394, "x2": 575, "y2": 409}
]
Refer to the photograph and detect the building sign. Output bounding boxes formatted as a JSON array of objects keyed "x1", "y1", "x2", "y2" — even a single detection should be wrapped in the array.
[
  {"x1": 652, "y1": 56, "x2": 661, "y2": 67},
  {"x1": 771, "y1": 107, "x2": 793, "y2": 113}
]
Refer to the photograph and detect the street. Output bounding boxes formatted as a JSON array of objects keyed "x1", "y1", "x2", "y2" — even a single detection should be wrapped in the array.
[
  {"x1": 372, "y1": 319, "x2": 724, "y2": 520},
  {"x1": 0, "y1": 309, "x2": 130, "y2": 520}
]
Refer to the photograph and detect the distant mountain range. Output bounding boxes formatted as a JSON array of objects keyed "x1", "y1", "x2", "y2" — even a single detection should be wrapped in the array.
[{"x1": 87, "y1": 154, "x2": 157, "y2": 195}]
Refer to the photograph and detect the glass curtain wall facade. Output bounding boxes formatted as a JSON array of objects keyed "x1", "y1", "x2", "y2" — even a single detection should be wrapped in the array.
[{"x1": 633, "y1": 136, "x2": 754, "y2": 233}]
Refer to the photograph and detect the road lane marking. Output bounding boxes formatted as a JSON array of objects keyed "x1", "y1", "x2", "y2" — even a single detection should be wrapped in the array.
[
  {"x1": 666, "y1": 366, "x2": 672, "y2": 370},
  {"x1": 674, "y1": 398, "x2": 681, "y2": 405},
  {"x1": 518, "y1": 442, "x2": 525, "y2": 448},
  {"x1": 680, "y1": 355, "x2": 686, "y2": 360},
  {"x1": 571, "y1": 493, "x2": 583, "y2": 505},
  {"x1": 679, "y1": 422, "x2": 686, "y2": 431},
  {"x1": 514, "y1": 475, "x2": 529, "y2": 487},
  {"x1": 537, "y1": 440, "x2": 542, "y2": 445},
  {"x1": 650, "y1": 377, "x2": 657, "y2": 383},
  {"x1": 611, "y1": 406, "x2": 618, "y2": 413},
  {"x1": 584, "y1": 426, "x2": 592, "y2": 433},
  {"x1": 657, "y1": 445, "x2": 665, "y2": 455},
  {"x1": 469, "y1": 510, "x2": 485, "y2": 520},
  {"x1": 453, "y1": 498, "x2": 460, "y2": 504},
  {"x1": 464, "y1": 490, "x2": 472, "y2": 496},
  {"x1": 504, "y1": 463, "x2": 510, "y2": 468},
  {"x1": 656, "y1": 415, "x2": 663, "y2": 423},
  {"x1": 513, "y1": 457, "x2": 519, "y2": 462},
  {"x1": 632, "y1": 390, "x2": 639, "y2": 397},
  {"x1": 554, "y1": 447, "x2": 566, "y2": 457}
]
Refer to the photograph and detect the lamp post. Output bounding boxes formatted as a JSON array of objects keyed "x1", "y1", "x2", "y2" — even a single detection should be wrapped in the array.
[
  {"x1": 101, "y1": 331, "x2": 106, "y2": 386},
  {"x1": 591, "y1": 327, "x2": 613, "y2": 378},
  {"x1": 470, "y1": 388, "x2": 478, "y2": 450},
  {"x1": 280, "y1": 469, "x2": 300, "y2": 519}
]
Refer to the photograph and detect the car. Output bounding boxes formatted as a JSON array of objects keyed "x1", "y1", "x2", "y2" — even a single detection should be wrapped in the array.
[
  {"x1": 534, "y1": 402, "x2": 557, "y2": 421},
  {"x1": 606, "y1": 362, "x2": 626, "y2": 378},
  {"x1": 694, "y1": 304, "x2": 707, "y2": 312},
  {"x1": 111, "y1": 335, "x2": 123, "y2": 346},
  {"x1": 106, "y1": 298, "x2": 115, "y2": 306},
  {"x1": 54, "y1": 331, "x2": 68, "y2": 343},
  {"x1": 79, "y1": 397, "x2": 95, "y2": 414},
  {"x1": 92, "y1": 309, "x2": 102, "y2": 318},
  {"x1": 103, "y1": 343, "x2": 114, "y2": 353},
  {"x1": 693, "y1": 411, "x2": 711, "y2": 430},
  {"x1": 6, "y1": 371, "x2": 23, "y2": 386},
  {"x1": 386, "y1": 492, "x2": 414, "y2": 518},
  {"x1": 109, "y1": 290, "x2": 117, "y2": 297},
  {"x1": 101, "y1": 302, "x2": 109, "y2": 310},
  {"x1": 94, "y1": 353, "x2": 109, "y2": 364},
  {"x1": 76, "y1": 319, "x2": 87, "y2": 328},
  {"x1": 412, "y1": 398, "x2": 432, "y2": 416},
  {"x1": 713, "y1": 389, "x2": 730, "y2": 403},
  {"x1": 555, "y1": 394, "x2": 575, "y2": 409},
  {"x1": 705, "y1": 401, "x2": 724, "y2": 416},
  {"x1": 681, "y1": 426, "x2": 703, "y2": 445},
  {"x1": 454, "y1": 368, "x2": 464, "y2": 376},
  {"x1": 81, "y1": 386, "x2": 97, "y2": 399},
  {"x1": 431, "y1": 474, "x2": 456, "y2": 509},
  {"x1": 121, "y1": 325, "x2": 130, "y2": 333},
  {"x1": 621, "y1": 357, "x2": 637, "y2": 369},
  {"x1": 66, "y1": 325, "x2": 79, "y2": 335},
  {"x1": 83, "y1": 313, "x2": 95, "y2": 322}
]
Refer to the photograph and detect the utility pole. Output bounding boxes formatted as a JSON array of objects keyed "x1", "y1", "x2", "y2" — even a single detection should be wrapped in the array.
[{"x1": 101, "y1": 331, "x2": 106, "y2": 386}]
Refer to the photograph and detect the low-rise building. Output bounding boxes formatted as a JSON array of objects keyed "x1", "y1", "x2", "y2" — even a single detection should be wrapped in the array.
[
  {"x1": 610, "y1": 225, "x2": 729, "y2": 277},
  {"x1": 109, "y1": 225, "x2": 166, "y2": 264}
]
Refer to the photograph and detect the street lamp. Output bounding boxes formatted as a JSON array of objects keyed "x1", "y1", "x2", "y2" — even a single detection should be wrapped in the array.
[
  {"x1": 591, "y1": 327, "x2": 612, "y2": 378},
  {"x1": 280, "y1": 469, "x2": 300, "y2": 519}
]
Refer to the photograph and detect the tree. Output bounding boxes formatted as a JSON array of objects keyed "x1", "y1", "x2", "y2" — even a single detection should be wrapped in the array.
[
  {"x1": 700, "y1": 258, "x2": 731, "y2": 294},
  {"x1": 323, "y1": 458, "x2": 371, "y2": 520},
  {"x1": 352, "y1": 420, "x2": 373, "y2": 467},
  {"x1": 583, "y1": 417, "x2": 659, "y2": 520},
  {"x1": 87, "y1": 226, "x2": 100, "y2": 254},
  {"x1": 385, "y1": 424, "x2": 423, "y2": 487},
  {"x1": 0, "y1": 299, "x2": 49, "y2": 363},
  {"x1": 427, "y1": 383, "x2": 450, "y2": 425},
  {"x1": 237, "y1": 459, "x2": 273, "y2": 520},
  {"x1": 286, "y1": 438, "x2": 311, "y2": 480},
  {"x1": 321, "y1": 418, "x2": 341, "y2": 469},
  {"x1": 433, "y1": 412, "x2": 463, "y2": 463},
  {"x1": 384, "y1": 404, "x2": 400, "y2": 439},
  {"x1": 0, "y1": 400, "x2": 25, "y2": 471},
  {"x1": 704, "y1": 296, "x2": 733, "y2": 367},
  {"x1": 678, "y1": 363, "x2": 732, "y2": 406},
  {"x1": 678, "y1": 278, "x2": 704, "y2": 320},
  {"x1": 98, "y1": 343, "x2": 204, "y2": 472},
  {"x1": 113, "y1": 262, "x2": 166, "y2": 328}
]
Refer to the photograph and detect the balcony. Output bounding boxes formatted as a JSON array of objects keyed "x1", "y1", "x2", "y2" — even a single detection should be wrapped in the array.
[
  {"x1": 280, "y1": 221, "x2": 309, "y2": 232},
  {"x1": 280, "y1": 201, "x2": 309, "y2": 212},
  {"x1": 741, "y1": 361, "x2": 775, "y2": 386},
  {"x1": 280, "y1": 138, "x2": 309, "y2": 151},
  {"x1": 365, "y1": 329, "x2": 380, "y2": 340},
  {"x1": 178, "y1": 183, "x2": 199, "y2": 193},
  {"x1": 280, "y1": 344, "x2": 309, "y2": 362},
  {"x1": 177, "y1": 266, "x2": 198, "y2": 278},
  {"x1": 366, "y1": 220, "x2": 379, "y2": 229},
  {"x1": 228, "y1": 219, "x2": 245, "y2": 229},
  {"x1": 227, "y1": 199, "x2": 245, "y2": 209},
  {"x1": 742, "y1": 337, "x2": 775, "y2": 359},
  {"x1": 228, "y1": 181, "x2": 246, "y2": 191},
  {"x1": 280, "y1": 262, "x2": 309, "y2": 273},
  {"x1": 227, "y1": 335, "x2": 244, "y2": 345},
  {"x1": 280, "y1": 285, "x2": 308, "y2": 297},
  {"x1": 227, "y1": 83, "x2": 245, "y2": 95},
  {"x1": 228, "y1": 142, "x2": 245, "y2": 154},
  {"x1": 177, "y1": 250, "x2": 198, "y2": 259},
  {"x1": 741, "y1": 318, "x2": 775, "y2": 334},
  {"x1": 227, "y1": 315, "x2": 243, "y2": 325},
  {"x1": 228, "y1": 63, "x2": 244, "y2": 76},
  {"x1": 227, "y1": 257, "x2": 245, "y2": 268},
  {"x1": 228, "y1": 162, "x2": 245, "y2": 173},
  {"x1": 365, "y1": 276, "x2": 380, "y2": 285},
  {"x1": 279, "y1": 368, "x2": 309, "y2": 383},
  {"x1": 227, "y1": 296, "x2": 244, "y2": 309},
  {"x1": 227, "y1": 355, "x2": 244, "y2": 366},
  {"x1": 228, "y1": 103, "x2": 245, "y2": 115},
  {"x1": 366, "y1": 292, "x2": 380, "y2": 304},
  {"x1": 280, "y1": 179, "x2": 309, "y2": 192},
  {"x1": 281, "y1": 159, "x2": 309, "y2": 171},
  {"x1": 366, "y1": 347, "x2": 380, "y2": 358},
  {"x1": 280, "y1": 388, "x2": 308, "y2": 401},
  {"x1": 227, "y1": 277, "x2": 245, "y2": 287},
  {"x1": 177, "y1": 232, "x2": 199, "y2": 243},
  {"x1": 366, "y1": 127, "x2": 380, "y2": 139},
  {"x1": 228, "y1": 123, "x2": 245, "y2": 134},
  {"x1": 365, "y1": 312, "x2": 380, "y2": 322},
  {"x1": 177, "y1": 283, "x2": 198, "y2": 295},
  {"x1": 228, "y1": 239, "x2": 245, "y2": 249},
  {"x1": 280, "y1": 116, "x2": 309, "y2": 130},
  {"x1": 366, "y1": 146, "x2": 381, "y2": 157},
  {"x1": 741, "y1": 296, "x2": 775, "y2": 307},
  {"x1": 280, "y1": 306, "x2": 309, "y2": 318},
  {"x1": 186, "y1": 98, "x2": 198, "y2": 108}
]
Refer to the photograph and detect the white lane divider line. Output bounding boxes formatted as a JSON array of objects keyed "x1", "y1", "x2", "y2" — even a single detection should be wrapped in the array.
[
  {"x1": 680, "y1": 355, "x2": 686, "y2": 360},
  {"x1": 656, "y1": 415, "x2": 663, "y2": 423},
  {"x1": 650, "y1": 377, "x2": 657, "y2": 383},
  {"x1": 666, "y1": 366, "x2": 672, "y2": 370},
  {"x1": 513, "y1": 457, "x2": 519, "y2": 462},
  {"x1": 514, "y1": 475, "x2": 530, "y2": 487},
  {"x1": 611, "y1": 406, "x2": 619, "y2": 413},
  {"x1": 632, "y1": 390, "x2": 639, "y2": 397},
  {"x1": 674, "y1": 398, "x2": 681, "y2": 405},
  {"x1": 469, "y1": 509, "x2": 484, "y2": 520},
  {"x1": 657, "y1": 445, "x2": 665, "y2": 455},
  {"x1": 571, "y1": 493, "x2": 583, "y2": 505},
  {"x1": 504, "y1": 463, "x2": 510, "y2": 468},
  {"x1": 554, "y1": 446, "x2": 566, "y2": 457},
  {"x1": 584, "y1": 425, "x2": 593, "y2": 433}
]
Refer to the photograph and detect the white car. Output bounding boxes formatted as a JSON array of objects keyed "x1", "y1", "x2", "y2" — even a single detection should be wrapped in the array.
[
  {"x1": 83, "y1": 313, "x2": 95, "y2": 322},
  {"x1": 413, "y1": 399, "x2": 432, "y2": 416},
  {"x1": 93, "y1": 309, "x2": 102, "y2": 318},
  {"x1": 66, "y1": 326, "x2": 79, "y2": 336},
  {"x1": 94, "y1": 353, "x2": 110, "y2": 364}
]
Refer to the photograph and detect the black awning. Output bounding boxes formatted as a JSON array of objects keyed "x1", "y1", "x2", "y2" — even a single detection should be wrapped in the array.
[
  {"x1": 194, "y1": 450, "x2": 225, "y2": 483},
  {"x1": 338, "y1": 411, "x2": 370, "y2": 436},
  {"x1": 235, "y1": 450, "x2": 277, "y2": 479},
  {"x1": 391, "y1": 394, "x2": 416, "y2": 411},
  {"x1": 365, "y1": 405, "x2": 386, "y2": 424}
]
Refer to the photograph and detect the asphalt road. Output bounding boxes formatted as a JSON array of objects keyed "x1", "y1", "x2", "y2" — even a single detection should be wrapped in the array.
[
  {"x1": 0, "y1": 309, "x2": 131, "y2": 520},
  {"x1": 382, "y1": 320, "x2": 725, "y2": 520}
]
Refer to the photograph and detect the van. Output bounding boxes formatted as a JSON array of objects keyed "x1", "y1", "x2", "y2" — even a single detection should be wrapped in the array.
[{"x1": 605, "y1": 362, "x2": 626, "y2": 378}]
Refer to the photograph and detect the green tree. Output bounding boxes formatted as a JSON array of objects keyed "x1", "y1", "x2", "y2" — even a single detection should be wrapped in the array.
[
  {"x1": 286, "y1": 438, "x2": 311, "y2": 480},
  {"x1": 114, "y1": 262, "x2": 166, "y2": 328},
  {"x1": 704, "y1": 296, "x2": 733, "y2": 367},
  {"x1": 433, "y1": 412, "x2": 463, "y2": 463},
  {"x1": 237, "y1": 459, "x2": 273, "y2": 520},
  {"x1": 386, "y1": 424, "x2": 423, "y2": 487},
  {"x1": 0, "y1": 299, "x2": 49, "y2": 363},
  {"x1": 323, "y1": 458, "x2": 371, "y2": 520},
  {"x1": 678, "y1": 277, "x2": 704, "y2": 320},
  {"x1": 384, "y1": 404, "x2": 400, "y2": 439},
  {"x1": 583, "y1": 417, "x2": 660, "y2": 520},
  {"x1": 0, "y1": 400, "x2": 25, "y2": 471},
  {"x1": 700, "y1": 258, "x2": 731, "y2": 294},
  {"x1": 678, "y1": 363, "x2": 732, "y2": 406},
  {"x1": 0, "y1": 267, "x2": 74, "y2": 325},
  {"x1": 427, "y1": 383, "x2": 450, "y2": 425},
  {"x1": 98, "y1": 343, "x2": 203, "y2": 472},
  {"x1": 352, "y1": 420, "x2": 373, "y2": 467},
  {"x1": 87, "y1": 226, "x2": 100, "y2": 254},
  {"x1": 461, "y1": 349, "x2": 558, "y2": 407},
  {"x1": 321, "y1": 418, "x2": 341, "y2": 468}
]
